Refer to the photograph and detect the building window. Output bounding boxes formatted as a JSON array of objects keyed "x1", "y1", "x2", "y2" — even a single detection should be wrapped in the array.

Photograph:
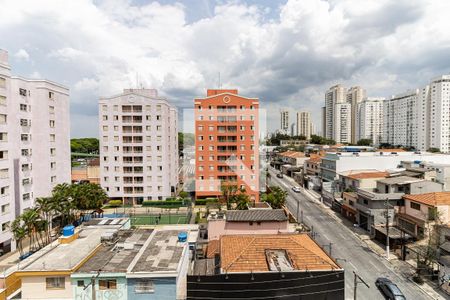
[
  {"x1": 98, "y1": 279, "x2": 117, "y2": 290},
  {"x1": 410, "y1": 202, "x2": 420, "y2": 210},
  {"x1": 20, "y1": 104, "x2": 27, "y2": 111},
  {"x1": 1, "y1": 222, "x2": 9, "y2": 232},
  {"x1": 134, "y1": 280, "x2": 154, "y2": 294},
  {"x1": 46, "y1": 277, "x2": 65, "y2": 289},
  {"x1": 23, "y1": 193, "x2": 30, "y2": 201},
  {"x1": 19, "y1": 88, "x2": 27, "y2": 96},
  {"x1": 49, "y1": 91, "x2": 54, "y2": 99},
  {"x1": 77, "y1": 280, "x2": 84, "y2": 287},
  {"x1": 1, "y1": 204, "x2": 9, "y2": 214}
]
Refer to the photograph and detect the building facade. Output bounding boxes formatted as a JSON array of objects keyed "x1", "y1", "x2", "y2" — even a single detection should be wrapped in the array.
[
  {"x1": 280, "y1": 109, "x2": 289, "y2": 134},
  {"x1": 296, "y1": 111, "x2": 312, "y2": 140},
  {"x1": 382, "y1": 90, "x2": 419, "y2": 149},
  {"x1": 324, "y1": 85, "x2": 346, "y2": 140},
  {"x1": 333, "y1": 102, "x2": 352, "y2": 143},
  {"x1": 99, "y1": 89, "x2": 178, "y2": 205},
  {"x1": 0, "y1": 49, "x2": 70, "y2": 254},
  {"x1": 346, "y1": 86, "x2": 366, "y2": 144},
  {"x1": 357, "y1": 97, "x2": 384, "y2": 145},
  {"x1": 194, "y1": 89, "x2": 259, "y2": 202}
]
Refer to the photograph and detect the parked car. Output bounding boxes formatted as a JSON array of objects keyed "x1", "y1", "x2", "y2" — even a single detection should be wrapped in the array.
[
  {"x1": 292, "y1": 186, "x2": 301, "y2": 193},
  {"x1": 276, "y1": 173, "x2": 283, "y2": 178},
  {"x1": 375, "y1": 277, "x2": 406, "y2": 300}
]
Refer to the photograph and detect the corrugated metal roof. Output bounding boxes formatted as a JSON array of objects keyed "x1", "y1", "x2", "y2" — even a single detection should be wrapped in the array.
[{"x1": 225, "y1": 209, "x2": 288, "y2": 222}]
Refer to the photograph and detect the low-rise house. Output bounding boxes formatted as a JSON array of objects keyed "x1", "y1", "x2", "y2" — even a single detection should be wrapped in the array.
[
  {"x1": 188, "y1": 234, "x2": 344, "y2": 300},
  {"x1": 354, "y1": 177, "x2": 442, "y2": 233},
  {"x1": 207, "y1": 209, "x2": 294, "y2": 241},
  {"x1": 71, "y1": 158, "x2": 100, "y2": 184},
  {"x1": 304, "y1": 154, "x2": 322, "y2": 190},
  {"x1": 279, "y1": 139, "x2": 307, "y2": 147},
  {"x1": 341, "y1": 192, "x2": 358, "y2": 223},
  {"x1": 397, "y1": 192, "x2": 450, "y2": 239},
  {"x1": 438, "y1": 224, "x2": 450, "y2": 294},
  {"x1": 339, "y1": 171, "x2": 389, "y2": 192},
  {"x1": 274, "y1": 151, "x2": 308, "y2": 170}
]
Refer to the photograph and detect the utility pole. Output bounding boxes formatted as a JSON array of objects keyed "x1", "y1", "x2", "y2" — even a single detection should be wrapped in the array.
[
  {"x1": 353, "y1": 271, "x2": 370, "y2": 300},
  {"x1": 385, "y1": 199, "x2": 391, "y2": 260}
]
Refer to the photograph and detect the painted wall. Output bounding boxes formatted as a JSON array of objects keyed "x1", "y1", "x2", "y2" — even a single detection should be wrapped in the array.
[
  {"x1": 127, "y1": 278, "x2": 176, "y2": 300},
  {"x1": 208, "y1": 219, "x2": 291, "y2": 241},
  {"x1": 71, "y1": 275, "x2": 127, "y2": 300},
  {"x1": 21, "y1": 276, "x2": 72, "y2": 299}
]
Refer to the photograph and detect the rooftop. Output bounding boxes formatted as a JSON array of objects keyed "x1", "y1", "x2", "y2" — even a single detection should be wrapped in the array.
[
  {"x1": 219, "y1": 234, "x2": 340, "y2": 273},
  {"x1": 225, "y1": 209, "x2": 288, "y2": 222},
  {"x1": 130, "y1": 229, "x2": 187, "y2": 273},
  {"x1": 377, "y1": 176, "x2": 423, "y2": 185},
  {"x1": 403, "y1": 192, "x2": 450, "y2": 207},
  {"x1": 278, "y1": 151, "x2": 306, "y2": 158},
  {"x1": 20, "y1": 228, "x2": 104, "y2": 272},
  {"x1": 345, "y1": 171, "x2": 389, "y2": 180},
  {"x1": 75, "y1": 229, "x2": 153, "y2": 274}
]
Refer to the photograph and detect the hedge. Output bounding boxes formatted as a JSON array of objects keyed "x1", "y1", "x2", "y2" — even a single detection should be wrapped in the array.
[
  {"x1": 108, "y1": 200, "x2": 123, "y2": 207},
  {"x1": 195, "y1": 198, "x2": 218, "y2": 206},
  {"x1": 141, "y1": 200, "x2": 185, "y2": 207}
]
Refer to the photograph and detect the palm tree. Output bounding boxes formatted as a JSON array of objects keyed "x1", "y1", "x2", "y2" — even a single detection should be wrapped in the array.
[
  {"x1": 234, "y1": 192, "x2": 250, "y2": 210},
  {"x1": 21, "y1": 208, "x2": 40, "y2": 251},
  {"x1": 220, "y1": 183, "x2": 239, "y2": 210},
  {"x1": 266, "y1": 186, "x2": 288, "y2": 209},
  {"x1": 35, "y1": 197, "x2": 55, "y2": 244},
  {"x1": 10, "y1": 219, "x2": 26, "y2": 256}
]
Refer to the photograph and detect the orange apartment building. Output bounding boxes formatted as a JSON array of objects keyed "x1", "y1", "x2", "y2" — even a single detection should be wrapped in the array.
[{"x1": 194, "y1": 89, "x2": 259, "y2": 202}]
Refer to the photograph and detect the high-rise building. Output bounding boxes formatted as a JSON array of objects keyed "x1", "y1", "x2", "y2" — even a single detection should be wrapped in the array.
[
  {"x1": 280, "y1": 109, "x2": 289, "y2": 134},
  {"x1": 321, "y1": 106, "x2": 326, "y2": 138},
  {"x1": 334, "y1": 103, "x2": 352, "y2": 143},
  {"x1": 296, "y1": 111, "x2": 312, "y2": 140},
  {"x1": 0, "y1": 50, "x2": 70, "y2": 253},
  {"x1": 324, "y1": 85, "x2": 345, "y2": 140},
  {"x1": 99, "y1": 89, "x2": 178, "y2": 205},
  {"x1": 382, "y1": 90, "x2": 419, "y2": 149},
  {"x1": 356, "y1": 97, "x2": 384, "y2": 145},
  {"x1": 194, "y1": 89, "x2": 259, "y2": 202},
  {"x1": 419, "y1": 75, "x2": 450, "y2": 152},
  {"x1": 346, "y1": 86, "x2": 366, "y2": 144}
]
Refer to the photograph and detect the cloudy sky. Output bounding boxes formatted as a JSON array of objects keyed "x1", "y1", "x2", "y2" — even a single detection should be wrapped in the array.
[{"x1": 1, "y1": 0, "x2": 450, "y2": 137}]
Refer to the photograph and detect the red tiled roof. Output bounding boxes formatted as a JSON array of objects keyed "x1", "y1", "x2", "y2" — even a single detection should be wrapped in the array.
[
  {"x1": 219, "y1": 234, "x2": 339, "y2": 273},
  {"x1": 279, "y1": 151, "x2": 305, "y2": 158},
  {"x1": 403, "y1": 192, "x2": 450, "y2": 207}
]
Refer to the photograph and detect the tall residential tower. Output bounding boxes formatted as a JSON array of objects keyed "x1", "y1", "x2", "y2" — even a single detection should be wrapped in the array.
[
  {"x1": 99, "y1": 89, "x2": 178, "y2": 205},
  {"x1": 0, "y1": 50, "x2": 70, "y2": 253}
]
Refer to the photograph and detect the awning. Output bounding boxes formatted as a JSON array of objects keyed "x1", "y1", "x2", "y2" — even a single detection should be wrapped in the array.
[
  {"x1": 397, "y1": 212, "x2": 426, "y2": 226},
  {"x1": 372, "y1": 225, "x2": 412, "y2": 239}
]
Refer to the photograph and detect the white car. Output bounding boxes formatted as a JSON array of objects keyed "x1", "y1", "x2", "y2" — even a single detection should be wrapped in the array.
[{"x1": 292, "y1": 186, "x2": 302, "y2": 193}]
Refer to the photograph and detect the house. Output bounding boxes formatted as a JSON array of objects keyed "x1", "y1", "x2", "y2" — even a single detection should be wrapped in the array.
[
  {"x1": 188, "y1": 234, "x2": 344, "y2": 300},
  {"x1": 397, "y1": 192, "x2": 450, "y2": 239},
  {"x1": 71, "y1": 158, "x2": 100, "y2": 184},
  {"x1": 339, "y1": 171, "x2": 389, "y2": 192},
  {"x1": 272, "y1": 151, "x2": 308, "y2": 174},
  {"x1": 71, "y1": 229, "x2": 153, "y2": 300},
  {"x1": 303, "y1": 154, "x2": 322, "y2": 190},
  {"x1": 341, "y1": 192, "x2": 358, "y2": 223},
  {"x1": 354, "y1": 177, "x2": 442, "y2": 233},
  {"x1": 207, "y1": 209, "x2": 294, "y2": 241},
  {"x1": 437, "y1": 224, "x2": 450, "y2": 295}
]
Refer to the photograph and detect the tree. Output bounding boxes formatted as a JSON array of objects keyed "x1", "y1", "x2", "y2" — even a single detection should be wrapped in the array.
[
  {"x1": 264, "y1": 186, "x2": 288, "y2": 209},
  {"x1": 220, "y1": 183, "x2": 239, "y2": 210},
  {"x1": 11, "y1": 219, "x2": 26, "y2": 256},
  {"x1": 357, "y1": 139, "x2": 372, "y2": 146},
  {"x1": 234, "y1": 190, "x2": 250, "y2": 210},
  {"x1": 310, "y1": 135, "x2": 336, "y2": 145},
  {"x1": 21, "y1": 208, "x2": 40, "y2": 251},
  {"x1": 35, "y1": 197, "x2": 55, "y2": 244},
  {"x1": 70, "y1": 138, "x2": 99, "y2": 154},
  {"x1": 428, "y1": 147, "x2": 440, "y2": 153},
  {"x1": 178, "y1": 132, "x2": 195, "y2": 153}
]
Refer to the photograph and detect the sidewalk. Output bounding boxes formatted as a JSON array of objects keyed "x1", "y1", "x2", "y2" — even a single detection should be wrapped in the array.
[{"x1": 292, "y1": 181, "x2": 446, "y2": 300}]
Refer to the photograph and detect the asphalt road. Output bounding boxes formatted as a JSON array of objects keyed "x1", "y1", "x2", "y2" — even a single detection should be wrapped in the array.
[{"x1": 269, "y1": 169, "x2": 437, "y2": 300}]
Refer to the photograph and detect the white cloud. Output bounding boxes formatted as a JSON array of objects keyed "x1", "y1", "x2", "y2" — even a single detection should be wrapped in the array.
[
  {"x1": 0, "y1": 0, "x2": 449, "y2": 136},
  {"x1": 14, "y1": 49, "x2": 29, "y2": 61}
]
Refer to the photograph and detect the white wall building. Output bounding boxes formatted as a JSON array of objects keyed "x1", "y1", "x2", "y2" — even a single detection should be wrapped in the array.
[
  {"x1": 280, "y1": 109, "x2": 289, "y2": 134},
  {"x1": 357, "y1": 97, "x2": 384, "y2": 145},
  {"x1": 346, "y1": 86, "x2": 366, "y2": 144},
  {"x1": 324, "y1": 85, "x2": 346, "y2": 140},
  {"x1": 99, "y1": 89, "x2": 178, "y2": 205},
  {"x1": 382, "y1": 90, "x2": 419, "y2": 149},
  {"x1": 296, "y1": 111, "x2": 312, "y2": 139},
  {"x1": 0, "y1": 50, "x2": 70, "y2": 253},
  {"x1": 334, "y1": 102, "x2": 352, "y2": 143}
]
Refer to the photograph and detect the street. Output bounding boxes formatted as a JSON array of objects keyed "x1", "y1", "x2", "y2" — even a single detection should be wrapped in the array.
[{"x1": 269, "y1": 169, "x2": 441, "y2": 300}]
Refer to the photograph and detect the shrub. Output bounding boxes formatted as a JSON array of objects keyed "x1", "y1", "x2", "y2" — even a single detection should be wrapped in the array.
[
  {"x1": 108, "y1": 200, "x2": 122, "y2": 207},
  {"x1": 141, "y1": 200, "x2": 184, "y2": 207}
]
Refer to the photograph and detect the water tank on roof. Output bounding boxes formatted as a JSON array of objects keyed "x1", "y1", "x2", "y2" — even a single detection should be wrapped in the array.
[
  {"x1": 178, "y1": 232, "x2": 187, "y2": 243},
  {"x1": 63, "y1": 225, "x2": 74, "y2": 237}
]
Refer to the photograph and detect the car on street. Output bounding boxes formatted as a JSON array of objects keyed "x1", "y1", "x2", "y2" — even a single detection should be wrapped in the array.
[
  {"x1": 375, "y1": 277, "x2": 406, "y2": 300},
  {"x1": 292, "y1": 186, "x2": 301, "y2": 193},
  {"x1": 276, "y1": 173, "x2": 283, "y2": 178}
]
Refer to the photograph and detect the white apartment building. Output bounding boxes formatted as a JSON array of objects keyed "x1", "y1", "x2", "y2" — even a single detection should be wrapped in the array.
[
  {"x1": 333, "y1": 102, "x2": 352, "y2": 143},
  {"x1": 280, "y1": 109, "x2": 289, "y2": 134},
  {"x1": 324, "y1": 85, "x2": 346, "y2": 140},
  {"x1": 296, "y1": 111, "x2": 312, "y2": 139},
  {"x1": 346, "y1": 86, "x2": 366, "y2": 144},
  {"x1": 419, "y1": 75, "x2": 450, "y2": 152},
  {"x1": 99, "y1": 89, "x2": 178, "y2": 205},
  {"x1": 0, "y1": 50, "x2": 70, "y2": 253},
  {"x1": 356, "y1": 97, "x2": 384, "y2": 145},
  {"x1": 382, "y1": 90, "x2": 419, "y2": 149}
]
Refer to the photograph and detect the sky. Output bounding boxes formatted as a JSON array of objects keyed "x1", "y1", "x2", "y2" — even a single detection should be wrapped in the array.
[{"x1": 1, "y1": 0, "x2": 450, "y2": 137}]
